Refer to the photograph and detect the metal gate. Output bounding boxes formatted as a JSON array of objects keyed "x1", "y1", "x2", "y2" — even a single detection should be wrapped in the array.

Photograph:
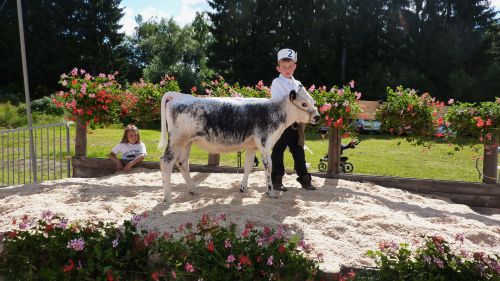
[{"x1": 0, "y1": 122, "x2": 71, "y2": 187}]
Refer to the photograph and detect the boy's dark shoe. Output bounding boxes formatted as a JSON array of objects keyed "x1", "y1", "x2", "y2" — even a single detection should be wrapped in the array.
[
  {"x1": 297, "y1": 174, "x2": 316, "y2": 190},
  {"x1": 272, "y1": 176, "x2": 288, "y2": 192}
]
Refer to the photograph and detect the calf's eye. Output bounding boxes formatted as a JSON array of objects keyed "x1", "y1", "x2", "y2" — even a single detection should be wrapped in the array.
[{"x1": 302, "y1": 102, "x2": 308, "y2": 107}]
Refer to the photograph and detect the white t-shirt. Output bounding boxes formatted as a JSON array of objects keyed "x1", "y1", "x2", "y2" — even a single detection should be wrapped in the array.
[
  {"x1": 270, "y1": 74, "x2": 302, "y2": 100},
  {"x1": 111, "y1": 142, "x2": 147, "y2": 160}
]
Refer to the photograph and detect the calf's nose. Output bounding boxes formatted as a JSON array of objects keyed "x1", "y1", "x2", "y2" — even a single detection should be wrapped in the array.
[{"x1": 313, "y1": 115, "x2": 321, "y2": 123}]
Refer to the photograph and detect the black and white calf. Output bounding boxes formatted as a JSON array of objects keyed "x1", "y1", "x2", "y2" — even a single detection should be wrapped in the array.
[{"x1": 158, "y1": 86, "x2": 320, "y2": 203}]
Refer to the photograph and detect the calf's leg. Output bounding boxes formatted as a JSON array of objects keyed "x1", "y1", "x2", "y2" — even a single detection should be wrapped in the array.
[
  {"x1": 260, "y1": 149, "x2": 277, "y2": 198},
  {"x1": 240, "y1": 149, "x2": 257, "y2": 192},
  {"x1": 160, "y1": 139, "x2": 178, "y2": 203},
  {"x1": 176, "y1": 143, "x2": 196, "y2": 194}
]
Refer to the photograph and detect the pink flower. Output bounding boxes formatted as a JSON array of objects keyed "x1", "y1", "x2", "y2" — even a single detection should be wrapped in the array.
[
  {"x1": 67, "y1": 238, "x2": 85, "y2": 251},
  {"x1": 71, "y1": 68, "x2": 78, "y2": 76},
  {"x1": 349, "y1": 80, "x2": 355, "y2": 88},
  {"x1": 42, "y1": 210, "x2": 53, "y2": 221},
  {"x1": 309, "y1": 84, "x2": 316, "y2": 91},
  {"x1": 184, "y1": 262, "x2": 194, "y2": 272},
  {"x1": 319, "y1": 103, "x2": 332, "y2": 114},
  {"x1": 434, "y1": 257, "x2": 444, "y2": 268},
  {"x1": 224, "y1": 239, "x2": 232, "y2": 248},
  {"x1": 448, "y1": 98, "x2": 454, "y2": 105},
  {"x1": 337, "y1": 89, "x2": 344, "y2": 96},
  {"x1": 267, "y1": 255, "x2": 273, "y2": 266},
  {"x1": 227, "y1": 254, "x2": 236, "y2": 263}
]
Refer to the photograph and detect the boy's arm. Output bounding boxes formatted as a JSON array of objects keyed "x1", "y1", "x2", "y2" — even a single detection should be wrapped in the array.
[{"x1": 270, "y1": 79, "x2": 285, "y2": 100}]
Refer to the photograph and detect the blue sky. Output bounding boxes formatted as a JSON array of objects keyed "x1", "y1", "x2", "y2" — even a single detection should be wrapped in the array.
[
  {"x1": 120, "y1": 0, "x2": 212, "y2": 35},
  {"x1": 120, "y1": 0, "x2": 500, "y2": 36}
]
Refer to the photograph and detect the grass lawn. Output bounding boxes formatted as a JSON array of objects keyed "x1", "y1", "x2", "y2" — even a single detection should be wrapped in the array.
[{"x1": 83, "y1": 127, "x2": 494, "y2": 183}]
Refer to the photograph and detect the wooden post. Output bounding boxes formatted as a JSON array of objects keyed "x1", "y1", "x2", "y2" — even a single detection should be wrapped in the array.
[
  {"x1": 482, "y1": 132, "x2": 499, "y2": 184},
  {"x1": 208, "y1": 153, "x2": 220, "y2": 166},
  {"x1": 75, "y1": 118, "x2": 87, "y2": 157},
  {"x1": 327, "y1": 127, "x2": 341, "y2": 173}
]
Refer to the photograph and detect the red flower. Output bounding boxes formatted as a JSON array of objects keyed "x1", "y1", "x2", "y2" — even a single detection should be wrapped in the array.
[
  {"x1": 106, "y1": 269, "x2": 114, "y2": 281},
  {"x1": 7, "y1": 231, "x2": 17, "y2": 239},
  {"x1": 152, "y1": 271, "x2": 165, "y2": 281},
  {"x1": 45, "y1": 224, "x2": 54, "y2": 232},
  {"x1": 191, "y1": 86, "x2": 197, "y2": 93},
  {"x1": 432, "y1": 235, "x2": 444, "y2": 245},
  {"x1": 63, "y1": 259, "x2": 75, "y2": 273},
  {"x1": 201, "y1": 213, "x2": 209, "y2": 226},
  {"x1": 475, "y1": 117, "x2": 484, "y2": 128},
  {"x1": 239, "y1": 255, "x2": 252, "y2": 266},
  {"x1": 333, "y1": 118, "x2": 343, "y2": 128},
  {"x1": 207, "y1": 240, "x2": 215, "y2": 253},
  {"x1": 72, "y1": 79, "x2": 77, "y2": 85},
  {"x1": 278, "y1": 244, "x2": 286, "y2": 254}
]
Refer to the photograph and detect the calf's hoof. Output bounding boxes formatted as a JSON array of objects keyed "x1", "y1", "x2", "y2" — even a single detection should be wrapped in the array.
[
  {"x1": 267, "y1": 190, "x2": 278, "y2": 198},
  {"x1": 239, "y1": 185, "x2": 246, "y2": 193}
]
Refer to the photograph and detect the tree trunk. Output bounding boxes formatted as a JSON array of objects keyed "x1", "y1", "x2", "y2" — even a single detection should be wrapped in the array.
[
  {"x1": 327, "y1": 127, "x2": 341, "y2": 173},
  {"x1": 482, "y1": 133, "x2": 499, "y2": 184},
  {"x1": 75, "y1": 118, "x2": 87, "y2": 157}
]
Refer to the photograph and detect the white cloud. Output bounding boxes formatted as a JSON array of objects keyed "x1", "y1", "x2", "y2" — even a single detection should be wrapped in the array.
[
  {"x1": 174, "y1": 0, "x2": 210, "y2": 26},
  {"x1": 120, "y1": 7, "x2": 137, "y2": 36},
  {"x1": 120, "y1": 1, "x2": 210, "y2": 36}
]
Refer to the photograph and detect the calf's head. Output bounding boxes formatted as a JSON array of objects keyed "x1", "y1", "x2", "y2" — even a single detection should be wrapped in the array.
[{"x1": 289, "y1": 85, "x2": 320, "y2": 124}]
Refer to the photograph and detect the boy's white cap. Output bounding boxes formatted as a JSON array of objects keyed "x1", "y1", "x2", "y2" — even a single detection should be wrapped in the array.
[{"x1": 277, "y1": 48, "x2": 297, "y2": 62}]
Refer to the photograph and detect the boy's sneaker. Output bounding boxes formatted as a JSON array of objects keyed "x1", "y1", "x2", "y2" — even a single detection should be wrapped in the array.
[
  {"x1": 271, "y1": 176, "x2": 288, "y2": 192},
  {"x1": 297, "y1": 174, "x2": 316, "y2": 190}
]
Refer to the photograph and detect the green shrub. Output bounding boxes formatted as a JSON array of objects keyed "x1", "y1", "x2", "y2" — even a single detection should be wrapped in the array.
[
  {"x1": 310, "y1": 81, "x2": 362, "y2": 134},
  {"x1": 52, "y1": 68, "x2": 123, "y2": 130},
  {"x1": 122, "y1": 75, "x2": 181, "y2": 129},
  {"x1": 0, "y1": 102, "x2": 26, "y2": 129},
  {"x1": 0, "y1": 212, "x2": 322, "y2": 281},
  {"x1": 29, "y1": 96, "x2": 65, "y2": 115},
  {"x1": 445, "y1": 99, "x2": 500, "y2": 145},
  {"x1": 366, "y1": 235, "x2": 500, "y2": 281},
  {"x1": 375, "y1": 86, "x2": 443, "y2": 146},
  {"x1": 197, "y1": 76, "x2": 270, "y2": 98}
]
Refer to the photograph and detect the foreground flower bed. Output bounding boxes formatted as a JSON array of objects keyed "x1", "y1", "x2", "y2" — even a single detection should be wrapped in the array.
[
  {"x1": 0, "y1": 212, "x2": 322, "y2": 280},
  {"x1": 355, "y1": 235, "x2": 500, "y2": 281},
  {"x1": 1, "y1": 211, "x2": 499, "y2": 281}
]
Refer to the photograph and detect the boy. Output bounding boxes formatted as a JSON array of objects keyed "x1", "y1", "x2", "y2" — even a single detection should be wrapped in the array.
[{"x1": 270, "y1": 48, "x2": 316, "y2": 191}]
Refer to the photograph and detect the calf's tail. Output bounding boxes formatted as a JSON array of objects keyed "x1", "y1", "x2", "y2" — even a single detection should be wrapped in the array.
[{"x1": 158, "y1": 92, "x2": 172, "y2": 150}]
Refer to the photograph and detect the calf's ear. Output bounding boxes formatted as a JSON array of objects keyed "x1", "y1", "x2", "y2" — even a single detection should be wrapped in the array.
[{"x1": 289, "y1": 90, "x2": 297, "y2": 101}]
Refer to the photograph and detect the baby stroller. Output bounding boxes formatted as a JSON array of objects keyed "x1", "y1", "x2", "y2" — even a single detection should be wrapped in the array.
[{"x1": 318, "y1": 138, "x2": 360, "y2": 173}]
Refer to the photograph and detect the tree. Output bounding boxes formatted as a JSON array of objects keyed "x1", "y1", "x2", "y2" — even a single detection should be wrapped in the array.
[
  {"x1": 0, "y1": 0, "x2": 130, "y2": 99},
  {"x1": 128, "y1": 13, "x2": 214, "y2": 92}
]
